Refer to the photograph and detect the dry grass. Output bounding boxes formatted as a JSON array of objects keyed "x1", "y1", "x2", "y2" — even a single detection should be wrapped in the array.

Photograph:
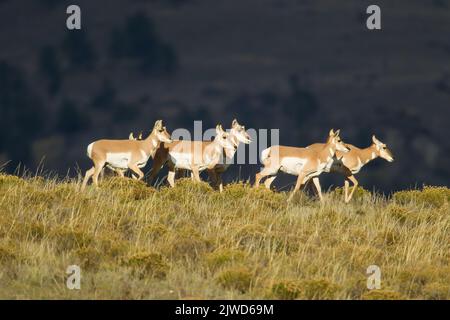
[{"x1": 0, "y1": 173, "x2": 449, "y2": 299}]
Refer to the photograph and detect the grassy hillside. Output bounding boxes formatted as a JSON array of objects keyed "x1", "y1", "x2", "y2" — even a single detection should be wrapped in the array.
[{"x1": 0, "y1": 173, "x2": 449, "y2": 299}]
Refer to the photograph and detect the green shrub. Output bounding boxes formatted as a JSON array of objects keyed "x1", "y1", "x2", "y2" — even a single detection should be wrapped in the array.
[
  {"x1": 394, "y1": 186, "x2": 450, "y2": 208},
  {"x1": 205, "y1": 248, "x2": 246, "y2": 270},
  {"x1": 100, "y1": 177, "x2": 155, "y2": 200},
  {"x1": 50, "y1": 227, "x2": 94, "y2": 252},
  {"x1": 422, "y1": 282, "x2": 450, "y2": 300},
  {"x1": 270, "y1": 280, "x2": 303, "y2": 299},
  {"x1": 216, "y1": 267, "x2": 253, "y2": 293},
  {"x1": 333, "y1": 186, "x2": 372, "y2": 201},
  {"x1": 301, "y1": 279, "x2": 340, "y2": 299},
  {"x1": 0, "y1": 243, "x2": 17, "y2": 265},
  {"x1": 123, "y1": 252, "x2": 169, "y2": 279},
  {"x1": 0, "y1": 174, "x2": 26, "y2": 188}
]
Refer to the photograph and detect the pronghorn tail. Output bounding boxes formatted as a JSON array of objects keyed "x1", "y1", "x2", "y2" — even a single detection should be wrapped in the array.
[{"x1": 261, "y1": 147, "x2": 271, "y2": 165}]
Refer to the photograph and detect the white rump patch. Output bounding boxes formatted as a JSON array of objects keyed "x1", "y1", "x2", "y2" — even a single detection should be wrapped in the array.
[{"x1": 87, "y1": 143, "x2": 94, "y2": 158}]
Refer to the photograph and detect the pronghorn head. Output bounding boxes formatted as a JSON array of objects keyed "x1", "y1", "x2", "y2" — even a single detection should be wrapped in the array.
[
  {"x1": 152, "y1": 120, "x2": 173, "y2": 143},
  {"x1": 328, "y1": 129, "x2": 350, "y2": 152},
  {"x1": 215, "y1": 124, "x2": 235, "y2": 153},
  {"x1": 372, "y1": 135, "x2": 394, "y2": 162},
  {"x1": 230, "y1": 119, "x2": 251, "y2": 145}
]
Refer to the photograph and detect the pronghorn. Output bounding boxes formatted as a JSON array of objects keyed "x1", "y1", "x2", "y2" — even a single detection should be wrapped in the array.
[
  {"x1": 148, "y1": 120, "x2": 251, "y2": 190},
  {"x1": 81, "y1": 120, "x2": 172, "y2": 190},
  {"x1": 294, "y1": 135, "x2": 394, "y2": 203},
  {"x1": 149, "y1": 124, "x2": 236, "y2": 188},
  {"x1": 207, "y1": 119, "x2": 251, "y2": 191},
  {"x1": 102, "y1": 131, "x2": 145, "y2": 178},
  {"x1": 255, "y1": 129, "x2": 350, "y2": 201}
]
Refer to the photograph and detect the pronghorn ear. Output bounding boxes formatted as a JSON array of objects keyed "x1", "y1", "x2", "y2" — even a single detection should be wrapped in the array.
[
  {"x1": 154, "y1": 120, "x2": 163, "y2": 130},
  {"x1": 216, "y1": 124, "x2": 222, "y2": 134},
  {"x1": 372, "y1": 135, "x2": 382, "y2": 145},
  {"x1": 232, "y1": 119, "x2": 238, "y2": 127},
  {"x1": 329, "y1": 129, "x2": 335, "y2": 137},
  {"x1": 334, "y1": 129, "x2": 341, "y2": 137}
]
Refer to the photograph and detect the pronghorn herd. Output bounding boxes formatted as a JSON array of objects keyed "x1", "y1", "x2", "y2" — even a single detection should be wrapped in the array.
[{"x1": 82, "y1": 119, "x2": 394, "y2": 202}]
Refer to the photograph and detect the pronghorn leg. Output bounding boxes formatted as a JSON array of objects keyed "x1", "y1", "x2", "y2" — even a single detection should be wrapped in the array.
[
  {"x1": 92, "y1": 162, "x2": 106, "y2": 187},
  {"x1": 148, "y1": 164, "x2": 163, "y2": 184},
  {"x1": 167, "y1": 170, "x2": 176, "y2": 187},
  {"x1": 148, "y1": 149, "x2": 168, "y2": 184},
  {"x1": 312, "y1": 177, "x2": 323, "y2": 202},
  {"x1": 345, "y1": 175, "x2": 359, "y2": 203},
  {"x1": 81, "y1": 167, "x2": 95, "y2": 191},
  {"x1": 128, "y1": 164, "x2": 144, "y2": 181},
  {"x1": 264, "y1": 176, "x2": 277, "y2": 190},
  {"x1": 115, "y1": 169, "x2": 125, "y2": 178},
  {"x1": 191, "y1": 166, "x2": 201, "y2": 182},
  {"x1": 207, "y1": 169, "x2": 219, "y2": 190},
  {"x1": 100, "y1": 168, "x2": 105, "y2": 181},
  {"x1": 255, "y1": 166, "x2": 279, "y2": 188},
  {"x1": 288, "y1": 173, "x2": 306, "y2": 201},
  {"x1": 217, "y1": 172, "x2": 223, "y2": 192},
  {"x1": 344, "y1": 180, "x2": 350, "y2": 202}
]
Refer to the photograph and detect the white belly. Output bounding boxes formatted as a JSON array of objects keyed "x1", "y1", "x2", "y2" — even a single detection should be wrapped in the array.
[
  {"x1": 170, "y1": 152, "x2": 194, "y2": 170},
  {"x1": 279, "y1": 157, "x2": 307, "y2": 175},
  {"x1": 170, "y1": 151, "x2": 218, "y2": 172},
  {"x1": 106, "y1": 152, "x2": 131, "y2": 169}
]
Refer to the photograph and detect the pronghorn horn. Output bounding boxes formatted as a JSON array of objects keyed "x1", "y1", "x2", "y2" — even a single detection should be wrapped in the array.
[{"x1": 129, "y1": 132, "x2": 135, "y2": 140}]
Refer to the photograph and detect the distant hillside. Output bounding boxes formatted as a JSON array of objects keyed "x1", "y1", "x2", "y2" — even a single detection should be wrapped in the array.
[{"x1": 0, "y1": 0, "x2": 449, "y2": 191}]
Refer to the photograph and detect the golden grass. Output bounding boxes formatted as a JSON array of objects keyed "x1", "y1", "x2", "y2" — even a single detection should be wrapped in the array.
[{"x1": 0, "y1": 173, "x2": 449, "y2": 299}]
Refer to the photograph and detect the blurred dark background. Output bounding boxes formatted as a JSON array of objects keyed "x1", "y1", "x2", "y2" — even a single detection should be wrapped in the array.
[{"x1": 0, "y1": 0, "x2": 449, "y2": 192}]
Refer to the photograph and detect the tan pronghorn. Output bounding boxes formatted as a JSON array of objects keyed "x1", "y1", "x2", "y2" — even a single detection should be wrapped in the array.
[
  {"x1": 149, "y1": 124, "x2": 236, "y2": 188},
  {"x1": 81, "y1": 120, "x2": 172, "y2": 190},
  {"x1": 286, "y1": 135, "x2": 394, "y2": 203},
  {"x1": 102, "y1": 131, "x2": 145, "y2": 178},
  {"x1": 207, "y1": 119, "x2": 251, "y2": 191},
  {"x1": 255, "y1": 129, "x2": 350, "y2": 201}
]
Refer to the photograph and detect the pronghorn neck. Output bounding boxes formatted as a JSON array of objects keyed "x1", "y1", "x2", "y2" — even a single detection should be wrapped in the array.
[
  {"x1": 141, "y1": 131, "x2": 160, "y2": 156},
  {"x1": 358, "y1": 144, "x2": 378, "y2": 164},
  {"x1": 203, "y1": 138, "x2": 227, "y2": 168},
  {"x1": 321, "y1": 141, "x2": 337, "y2": 159},
  {"x1": 225, "y1": 134, "x2": 239, "y2": 159}
]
